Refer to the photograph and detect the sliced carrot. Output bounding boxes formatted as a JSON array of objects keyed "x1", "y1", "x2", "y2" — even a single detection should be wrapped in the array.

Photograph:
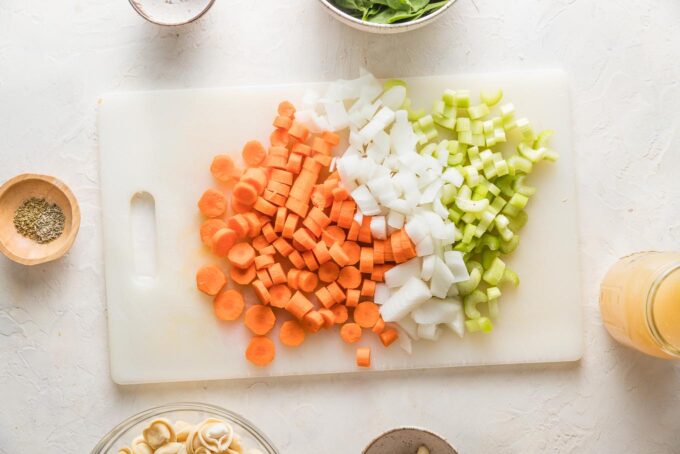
[
  {"x1": 289, "y1": 250, "x2": 305, "y2": 269},
  {"x1": 232, "y1": 182, "x2": 258, "y2": 205},
  {"x1": 308, "y1": 207, "x2": 331, "y2": 229},
  {"x1": 401, "y1": 232, "x2": 417, "y2": 260},
  {"x1": 252, "y1": 234, "x2": 269, "y2": 251},
  {"x1": 211, "y1": 228, "x2": 237, "y2": 257},
  {"x1": 241, "y1": 168, "x2": 268, "y2": 195},
  {"x1": 312, "y1": 241, "x2": 331, "y2": 265},
  {"x1": 268, "y1": 263, "x2": 287, "y2": 285},
  {"x1": 254, "y1": 254, "x2": 275, "y2": 270},
  {"x1": 230, "y1": 264, "x2": 256, "y2": 285},
  {"x1": 227, "y1": 242, "x2": 256, "y2": 269},
  {"x1": 288, "y1": 122, "x2": 310, "y2": 142},
  {"x1": 298, "y1": 271, "x2": 318, "y2": 293},
  {"x1": 356, "y1": 346, "x2": 371, "y2": 367},
  {"x1": 310, "y1": 186, "x2": 329, "y2": 209},
  {"x1": 291, "y1": 142, "x2": 311, "y2": 156},
  {"x1": 254, "y1": 197, "x2": 277, "y2": 217},
  {"x1": 246, "y1": 336, "x2": 275, "y2": 367},
  {"x1": 311, "y1": 136, "x2": 331, "y2": 155},
  {"x1": 340, "y1": 323, "x2": 362, "y2": 344},
  {"x1": 379, "y1": 328, "x2": 399, "y2": 347},
  {"x1": 287, "y1": 268, "x2": 301, "y2": 289},
  {"x1": 286, "y1": 291, "x2": 314, "y2": 319},
  {"x1": 359, "y1": 247, "x2": 374, "y2": 274},
  {"x1": 322, "y1": 179, "x2": 337, "y2": 198},
  {"x1": 313, "y1": 153, "x2": 332, "y2": 167},
  {"x1": 282, "y1": 213, "x2": 299, "y2": 239},
  {"x1": 361, "y1": 279, "x2": 376, "y2": 297},
  {"x1": 302, "y1": 216, "x2": 322, "y2": 238},
  {"x1": 273, "y1": 115, "x2": 293, "y2": 130},
  {"x1": 318, "y1": 308, "x2": 335, "y2": 328},
  {"x1": 383, "y1": 239, "x2": 394, "y2": 263},
  {"x1": 318, "y1": 261, "x2": 340, "y2": 283},
  {"x1": 200, "y1": 219, "x2": 227, "y2": 246},
  {"x1": 270, "y1": 128, "x2": 289, "y2": 147},
  {"x1": 267, "y1": 179, "x2": 291, "y2": 197},
  {"x1": 259, "y1": 244, "x2": 276, "y2": 256},
  {"x1": 285, "y1": 196, "x2": 309, "y2": 217},
  {"x1": 358, "y1": 216, "x2": 372, "y2": 244},
  {"x1": 342, "y1": 241, "x2": 361, "y2": 266},
  {"x1": 198, "y1": 189, "x2": 227, "y2": 218},
  {"x1": 210, "y1": 155, "x2": 237, "y2": 183},
  {"x1": 226, "y1": 215, "x2": 249, "y2": 239},
  {"x1": 256, "y1": 269, "x2": 273, "y2": 288},
  {"x1": 328, "y1": 242, "x2": 349, "y2": 267},
  {"x1": 293, "y1": 228, "x2": 316, "y2": 250},
  {"x1": 213, "y1": 289, "x2": 245, "y2": 321},
  {"x1": 321, "y1": 131, "x2": 340, "y2": 146},
  {"x1": 269, "y1": 284, "x2": 292, "y2": 309},
  {"x1": 242, "y1": 140, "x2": 267, "y2": 167},
  {"x1": 277, "y1": 100, "x2": 296, "y2": 118},
  {"x1": 327, "y1": 281, "x2": 346, "y2": 304},
  {"x1": 315, "y1": 286, "x2": 335, "y2": 309},
  {"x1": 252, "y1": 280, "x2": 271, "y2": 304},
  {"x1": 271, "y1": 237, "x2": 293, "y2": 256},
  {"x1": 338, "y1": 266, "x2": 362, "y2": 289},
  {"x1": 245, "y1": 305, "x2": 276, "y2": 335},
  {"x1": 302, "y1": 157, "x2": 322, "y2": 173},
  {"x1": 346, "y1": 221, "x2": 360, "y2": 242},
  {"x1": 302, "y1": 310, "x2": 324, "y2": 333},
  {"x1": 332, "y1": 186, "x2": 349, "y2": 202},
  {"x1": 354, "y1": 301, "x2": 380, "y2": 328},
  {"x1": 346, "y1": 289, "x2": 360, "y2": 307},
  {"x1": 231, "y1": 199, "x2": 251, "y2": 214},
  {"x1": 261, "y1": 223, "x2": 278, "y2": 243},
  {"x1": 287, "y1": 153, "x2": 303, "y2": 174},
  {"x1": 329, "y1": 199, "x2": 343, "y2": 222},
  {"x1": 373, "y1": 240, "x2": 385, "y2": 265},
  {"x1": 372, "y1": 317, "x2": 385, "y2": 335},
  {"x1": 270, "y1": 169, "x2": 294, "y2": 185},
  {"x1": 337, "y1": 202, "x2": 356, "y2": 229},
  {"x1": 322, "y1": 226, "x2": 346, "y2": 247},
  {"x1": 302, "y1": 251, "x2": 319, "y2": 271},
  {"x1": 331, "y1": 304, "x2": 348, "y2": 324},
  {"x1": 279, "y1": 320, "x2": 305, "y2": 347},
  {"x1": 243, "y1": 212, "x2": 262, "y2": 237},
  {"x1": 196, "y1": 265, "x2": 226, "y2": 296},
  {"x1": 272, "y1": 208, "x2": 286, "y2": 233},
  {"x1": 371, "y1": 264, "x2": 390, "y2": 282}
]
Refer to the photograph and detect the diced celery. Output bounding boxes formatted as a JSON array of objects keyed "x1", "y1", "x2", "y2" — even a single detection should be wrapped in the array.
[
  {"x1": 517, "y1": 143, "x2": 546, "y2": 163},
  {"x1": 447, "y1": 153, "x2": 464, "y2": 166},
  {"x1": 458, "y1": 131, "x2": 473, "y2": 145},
  {"x1": 508, "y1": 155, "x2": 533, "y2": 174},
  {"x1": 440, "y1": 184, "x2": 457, "y2": 205},
  {"x1": 480, "y1": 89, "x2": 503, "y2": 107},
  {"x1": 489, "y1": 196, "x2": 507, "y2": 214},
  {"x1": 466, "y1": 317, "x2": 493, "y2": 333},
  {"x1": 461, "y1": 211, "x2": 477, "y2": 224},
  {"x1": 515, "y1": 118, "x2": 535, "y2": 143},
  {"x1": 501, "y1": 268, "x2": 520, "y2": 287},
  {"x1": 513, "y1": 175, "x2": 537, "y2": 197},
  {"x1": 469, "y1": 104, "x2": 490, "y2": 120},
  {"x1": 455, "y1": 90, "x2": 471, "y2": 107},
  {"x1": 507, "y1": 210, "x2": 528, "y2": 232},
  {"x1": 408, "y1": 108, "x2": 427, "y2": 121},
  {"x1": 534, "y1": 129, "x2": 554, "y2": 148},
  {"x1": 442, "y1": 89, "x2": 456, "y2": 106},
  {"x1": 472, "y1": 184, "x2": 489, "y2": 201},
  {"x1": 482, "y1": 257, "x2": 506, "y2": 286},
  {"x1": 482, "y1": 250, "x2": 500, "y2": 269},
  {"x1": 384, "y1": 79, "x2": 407, "y2": 90},
  {"x1": 495, "y1": 175, "x2": 515, "y2": 198},
  {"x1": 462, "y1": 166, "x2": 481, "y2": 188},
  {"x1": 487, "y1": 299, "x2": 500, "y2": 318},
  {"x1": 456, "y1": 117, "x2": 471, "y2": 132},
  {"x1": 478, "y1": 234, "x2": 500, "y2": 251},
  {"x1": 487, "y1": 286, "x2": 501, "y2": 300},
  {"x1": 499, "y1": 235, "x2": 520, "y2": 254},
  {"x1": 487, "y1": 182, "x2": 500, "y2": 196},
  {"x1": 457, "y1": 262, "x2": 482, "y2": 296},
  {"x1": 502, "y1": 193, "x2": 529, "y2": 217},
  {"x1": 464, "y1": 290, "x2": 487, "y2": 319},
  {"x1": 448, "y1": 207, "x2": 463, "y2": 223},
  {"x1": 471, "y1": 120, "x2": 484, "y2": 135},
  {"x1": 462, "y1": 223, "x2": 476, "y2": 244}
]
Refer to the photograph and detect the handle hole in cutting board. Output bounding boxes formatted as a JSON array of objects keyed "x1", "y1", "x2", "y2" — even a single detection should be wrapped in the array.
[{"x1": 130, "y1": 192, "x2": 157, "y2": 280}]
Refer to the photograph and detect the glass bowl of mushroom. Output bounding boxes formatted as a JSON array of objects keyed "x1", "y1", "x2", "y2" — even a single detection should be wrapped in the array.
[{"x1": 91, "y1": 402, "x2": 278, "y2": 454}]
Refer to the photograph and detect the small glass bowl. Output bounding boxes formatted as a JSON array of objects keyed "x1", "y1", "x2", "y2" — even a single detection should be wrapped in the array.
[{"x1": 91, "y1": 402, "x2": 278, "y2": 454}]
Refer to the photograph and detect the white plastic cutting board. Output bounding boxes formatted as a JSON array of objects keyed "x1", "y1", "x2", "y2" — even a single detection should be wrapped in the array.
[{"x1": 99, "y1": 70, "x2": 582, "y2": 384}]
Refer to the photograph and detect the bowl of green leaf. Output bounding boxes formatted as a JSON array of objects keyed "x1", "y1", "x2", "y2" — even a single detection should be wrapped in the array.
[{"x1": 318, "y1": 0, "x2": 456, "y2": 33}]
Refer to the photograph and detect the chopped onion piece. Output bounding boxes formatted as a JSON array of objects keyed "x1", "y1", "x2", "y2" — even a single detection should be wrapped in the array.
[
  {"x1": 417, "y1": 323, "x2": 441, "y2": 341},
  {"x1": 370, "y1": 216, "x2": 387, "y2": 240},
  {"x1": 381, "y1": 277, "x2": 432, "y2": 322},
  {"x1": 384, "y1": 257, "x2": 422, "y2": 288}
]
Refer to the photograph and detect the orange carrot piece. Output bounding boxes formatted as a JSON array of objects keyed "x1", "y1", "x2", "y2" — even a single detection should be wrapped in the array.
[
  {"x1": 311, "y1": 136, "x2": 331, "y2": 155},
  {"x1": 288, "y1": 122, "x2": 310, "y2": 142},
  {"x1": 340, "y1": 323, "x2": 362, "y2": 344},
  {"x1": 279, "y1": 320, "x2": 305, "y2": 347},
  {"x1": 269, "y1": 284, "x2": 292, "y2": 309},
  {"x1": 291, "y1": 142, "x2": 311, "y2": 156},
  {"x1": 200, "y1": 219, "x2": 227, "y2": 246},
  {"x1": 322, "y1": 131, "x2": 340, "y2": 146},
  {"x1": 318, "y1": 261, "x2": 340, "y2": 283},
  {"x1": 354, "y1": 301, "x2": 380, "y2": 328},
  {"x1": 372, "y1": 317, "x2": 385, "y2": 334},
  {"x1": 196, "y1": 265, "x2": 226, "y2": 296},
  {"x1": 270, "y1": 128, "x2": 289, "y2": 147},
  {"x1": 230, "y1": 264, "x2": 256, "y2": 285},
  {"x1": 358, "y1": 216, "x2": 372, "y2": 244},
  {"x1": 254, "y1": 197, "x2": 277, "y2": 216},
  {"x1": 273, "y1": 115, "x2": 293, "y2": 130},
  {"x1": 227, "y1": 242, "x2": 256, "y2": 269},
  {"x1": 322, "y1": 226, "x2": 346, "y2": 247},
  {"x1": 327, "y1": 281, "x2": 346, "y2": 304},
  {"x1": 310, "y1": 187, "x2": 329, "y2": 210},
  {"x1": 254, "y1": 254, "x2": 275, "y2": 270},
  {"x1": 329, "y1": 199, "x2": 343, "y2": 222},
  {"x1": 198, "y1": 189, "x2": 227, "y2": 218},
  {"x1": 384, "y1": 240, "x2": 394, "y2": 262},
  {"x1": 379, "y1": 328, "x2": 399, "y2": 347},
  {"x1": 328, "y1": 242, "x2": 349, "y2": 267},
  {"x1": 371, "y1": 264, "x2": 390, "y2": 282},
  {"x1": 302, "y1": 216, "x2": 323, "y2": 238},
  {"x1": 346, "y1": 289, "x2": 360, "y2": 307},
  {"x1": 302, "y1": 310, "x2": 324, "y2": 333},
  {"x1": 274, "y1": 207, "x2": 287, "y2": 233},
  {"x1": 402, "y1": 232, "x2": 417, "y2": 260},
  {"x1": 302, "y1": 157, "x2": 322, "y2": 173},
  {"x1": 259, "y1": 244, "x2": 276, "y2": 256},
  {"x1": 285, "y1": 196, "x2": 309, "y2": 217},
  {"x1": 332, "y1": 186, "x2": 349, "y2": 202},
  {"x1": 256, "y1": 269, "x2": 273, "y2": 288},
  {"x1": 314, "y1": 286, "x2": 335, "y2": 309},
  {"x1": 313, "y1": 153, "x2": 332, "y2": 167},
  {"x1": 270, "y1": 169, "x2": 294, "y2": 185},
  {"x1": 213, "y1": 289, "x2": 245, "y2": 321},
  {"x1": 267, "y1": 179, "x2": 291, "y2": 197},
  {"x1": 272, "y1": 237, "x2": 294, "y2": 256},
  {"x1": 252, "y1": 234, "x2": 269, "y2": 251},
  {"x1": 282, "y1": 213, "x2": 299, "y2": 239},
  {"x1": 268, "y1": 263, "x2": 287, "y2": 285},
  {"x1": 312, "y1": 241, "x2": 331, "y2": 265},
  {"x1": 338, "y1": 266, "x2": 362, "y2": 289},
  {"x1": 356, "y1": 346, "x2": 371, "y2": 367},
  {"x1": 361, "y1": 279, "x2": 376, "y2": 297},
  {"x1": 298, "y1": 271, "x2": 318, "y2": 293},
  {"x1": 373, "y1": 240, "x2": 385, "y2": 265},
  {"x1": 241, "y1": 168, "x2": 268, "y2": 195},
  {"x1": 252, "y1": 280, "x2": 271, "y2": 304},
  {"x1": 210, "y1": 155, "x2": 237, "y2": 183},
  {"x1": 287, "y1": 268, "x2": 301, "y2": 289},
  {"x1": 211, "y1": 228, "x2": 237, "y2": 257},
  {"x1": 261, "y1": 223, "x2": 278, "y2": 243},
  {"x1": 346, "y1": 221, "x2": 360, "y2": 242},
  {"x1": 286, "y1": 291, "x2": 314, "y2": 319},
  {"x1": 289, "y1": 250, "x2": 305, "y2": 269},
  {"x1": 287, "y1": 153, "x2": 303, "y2": 174},
  {"x1": 337, "y1": 202, "x2": 356, "y2": 229},
  {"x1": 245, "y1": 305, "x2": 276, "y2": 335},
  {"x1": 359, "y1": 247, "x2": 374, "y2": 274},
  {"x1": 318, "y1": 308, "x2": 335, "y2": 328},
  {"x1": 246, "y1": 336, "x2": 275, "y2": 367},
  {"x1": 232, "y1": 182, "x2": 258, "y2": 205},
  {"x1": 331, "y1": 304, "x2": 348, "y2": 324},
  {"x1": 226, "y1": 215, "x2": 250, "y2": 239},
  {"x1": 308, "y1": 207, "x2": 331, "y2": 229},
  {"x1": 302, "y1": 251, "x2": 319, "y2": 271},
  {"x1": 242, "y1": 140, "x2": 266, "y2": 167},
  {"x1": 341, "y1": 241, "x2": 361, "y2": 266},
  {"x1": 243, "y1": 212, "x2": 262, "y2": 237},
  {"x1": 278, "y1": 100, "x2": 296, "y2": 118},
  {"x1": 231, "y1": 199, "x2": 251, "y2": 214},
  {"x1": 293, "y1": 228, "x2": 316, "y2": 250}
]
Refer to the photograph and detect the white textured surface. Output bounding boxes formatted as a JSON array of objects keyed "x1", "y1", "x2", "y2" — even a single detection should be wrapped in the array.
[{"x1": 1, "y1": 0, "x2": 679, "y2": 452}]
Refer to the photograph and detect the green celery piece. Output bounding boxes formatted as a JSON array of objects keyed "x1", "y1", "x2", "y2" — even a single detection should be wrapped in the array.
[
  {"x1": 420, "y1": 142, "x2": 437, "y2": 156},
  {"x1": 447, "y1": 153, "x2": 464, "y2": 166},
  {"x1": 481, "y1": 89, "x2": 503, "y2": 107},
  {"x1": 457, "y1": 261, "x2": 482, "y2": 295},
  {"x1": 448, "y1": 207, "x2": 463, "y2": 223},
  {"x1": 482, "y1": 257, "x2": 506, "y2": 286},
  {"x1": 489, "y1": 195, "x2": 507, "y2": 214},
  {"x1": 487, "y1": 299, "x2": 500, "y2": 319},
  {"x1": 456, "y1": 117, "x2": 471, "y2": 132},
  {"x1": 464, "y1": 290, "x2": 487, "y2": 319},
  {"x1": 513, "y1": 175, "x2": 537, "y2": 197},
  {"x1": 408, "y1": 108, "x2": 426, "y2": 121},
  {"x1": 466, "y1": 317, "x2": 493, "y2": 333},
  {"x1": 515, "y1": 118, "x2": 536, "y2": 143},
  {"x1": 499, "y1": 235, "x2": 520, "y2": 254},
  {"x1": 461, "y1": 211, "x2": 476, "y2": 224},
  {"x1": 458, "y1": 131, "x2": 473, "y2": 145},
  {"x1": 494, "y1": 215, "x2": 514, "y2": 242},
  {"x1": 486, "y1": 286, "x2": 501, "y2": 300},
  {"x1": 502, "y1": 192, "x2": 528, "y2": 217},
  {"x1": 501, "y1": 268, "x2": 520, "y2": 287},
  {"x1": 440, "y1": 184, "x2": 457, "y2": 205},
  {"x1": 474, "y1": 210, "x2": 495, "y2": 238},
  {"x1": 442, "y1": 89, "x2": 456, "y2": 106},
  {"x1": 455, "y1": 90, "x2": 471, "y2": 107},
  {"x1": 472, "y1": 184, "x2": 489, "y2": 201},
  {"x1": 517, "y1": 143, "x2": 546, "y2": 163},
  {"x1": 471, "y1": 120, "x2": 484, "y2": 135},
  {"x1": 462, "y1": 223, "x2": 476, "y2": 244},
  {"x1": 434, "y1": 115, "x2": 456, "y2": 130},
  {"x1": 487, "y1": 182, "x2": 501, "y2": 196},
  {"x1": 495, "y1": 175, "x2": 515, "y2": 198},
  {"x1": 508, "y1": 155, "x2": 533, "y2": 174},
  {"x1": 477, "y1": 234, "x2": 500, "y2": 251},
  {"x1": 454, "y1": 240, "x2": 477, "y2": 254},
  {"x1": 384, "y1": 79, "x2": 407, "y2": 90},
  {"x1": 534, "y1": 129, "x2": 554, "y2": 148},
  {"x1": 507, "y1": 210, "x2": 528, "y2": 232},
  {"x1": 456, "y1": 185, "x2": 488, "y2": 212},
  {"x1": 401, "y1": 97, "x2": 412, "y2": 110},
  {"x1": 482, "y1": 250, "x2": 500, "y2": 270},
  {"x1": 468, "y1": 104, "x2": 490, "y2": 120}
]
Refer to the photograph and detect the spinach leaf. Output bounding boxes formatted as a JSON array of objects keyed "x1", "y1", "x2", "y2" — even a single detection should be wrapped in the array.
[
  {"x1": 331, "y1": 0, "x2": 448, "y2": 24},
  {"x1": 386, "y1": 0, "x2": 414, "y2": 12}
]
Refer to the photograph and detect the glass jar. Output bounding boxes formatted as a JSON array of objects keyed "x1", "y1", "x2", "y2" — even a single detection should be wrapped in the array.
[{"x1": 600, "y1": 251, "x2": 680, "y2": 359}]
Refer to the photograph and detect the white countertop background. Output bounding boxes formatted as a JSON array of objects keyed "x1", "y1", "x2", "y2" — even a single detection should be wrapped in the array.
[{"x1": 1, "y1": 0, "x2": 680, "y2": 452}]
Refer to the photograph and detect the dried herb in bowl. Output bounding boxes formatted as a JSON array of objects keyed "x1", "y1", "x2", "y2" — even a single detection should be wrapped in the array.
[
  {"x1": 13, "y1": 197, "x2": 65, "y2": 244},
  {"x1": 331, "y1": 0, "x2": 450, "y2": 24}
]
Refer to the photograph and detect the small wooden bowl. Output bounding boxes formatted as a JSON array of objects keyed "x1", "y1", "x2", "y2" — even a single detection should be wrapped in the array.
[
  {"x1": 363, "y1": 427, "x2": 458, "y2": 454},
  {"x1": 0, "y1": 174, "x2": 80, "y2": 266}
]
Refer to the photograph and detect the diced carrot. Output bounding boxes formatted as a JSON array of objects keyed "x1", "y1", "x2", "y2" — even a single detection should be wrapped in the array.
[
  {"x1": 312, "y1": 241, "x2": 331, "y2": 265},
  {"x1": 401, "y1": 232, "x2": 417, "y2": 260},
  {"x1": 315, "y1": 287, "x2": 335, "y2": 309},
  {"x1": 252, "y1": 234, "x2": 269, "y2": 251},
  {"x1": 252, "y1": 280, "x2": 271, "y2": 304},
  {"x1": 259, "y1": 244, "x2": 276, "y2": 255},
  {"x1": 327, "y1": 281, "x2": 346, "y2": 304},
  {"x1": 243, "y1": 212, "x2": 262, "y2": 237},
  {"x1": 341, "y1": 241, "x2": 361, "y2": 266},
  {"x1": 318, "y1": 308, "x2": 335, "y2": 328},
  {"x1": 308, "y1": 207, "x2": 331, "y2": 229},
  {"x1": 329, "y1": 199, "x2": 343, "y2": 222},
  {"x1": 226, "y1": 215, "x2": 250, "y2": 239},
  {"x1": 322, "y1": 226, "x2": 346, "y2": 247},
  {"x1": 246, "y1": 336, "x2": 275, "y2": 367},
  {"x1": 198, "y1": 189, "x2": 227, "y2": 218},
  {"x1": 340, "y1": 323, "x2": 362, "y2": 344},
  {"x1": 302, "y1": 157, "x2": 322, "y2": 173},
  {"x1": 311, "y1": 137, "x2": 331, "y2": 155},
  {"x1": 354, "y1": 301, "x2": 380, "y2": 328},
  {"x1": 289, "y1": 250, "x2": 305, "y2": 269},
  {"x1": 269, "y1": 284, "x2": 292, "y2": 309},
  {"x1": 254, "y1": 197, "x2": 277, "y2": 216},
  {"x1": 293, "y1": 228, "x2": 316, "y2": 250},
  {"x1": 268, "y1": 263, "x2": 287, "y2": 285},
  {"x1": 313, "y1": 153, "x2": 332, "y2": 167},
  {"x1": 272, "y1": 237, "x2": 293, "y2": 256},
  {"x1": 359, "y1": 247, "x2": 374, "y2": 274},
  {"x1": 270, "y1": 128, "x2": 289, "y2": 147},
  {"x1": 328, "y1": 242, "x2": 349, "y2": 267},
  {"x1": 287, "y1": 269, "x2": 301, "y2": 289},
  {"x1": 298, "y1": 270, "x2": 318, "y2": 293},
  {"x1": 302, "y1": 216, "x2": 322, "y2": 238},
  {"x1": 196, "y1": 265, "x2": 226, "y2": 296},
  {"x1": 310, "y1": 186, "x2": 329, "y2": 209},
  {"x1": 286, "y1": 291, "x2": 314, "y2": 319},
  {"x1": 200, "y1": 219, "x2": 227, "y2": 246},
  {"x1": 302, "y1": 310, "x2": 324, "y2": 333},
  {"x1": 371, "y1": 264, "x2": 390, "y2": 282},
  {"x1": 361, "y1": 279, "x2": 376, "y2": 297},
  {"x1": 345, "y1": 289, "x2": 360, "y2": 307},
  {"x1": 256, "y1": 269, "x2": 273, "y2": 288},
  {"x1": 261, "y1": 223, "x2": 278, "y2": 243},
  {"x1": 273, "y1": 207, "x2": 287, "y2": 233},
  {"x1": 282, "y1": 213, "x2": 299, "y2": 239},
  {"x1": 373, "y1": 240, "x2": 385, "y2": 265},
  {"x1": 332, "y1": 186, "x2": 349, "y2": 202},
  {"x1": 241, "y1": 168, "x2": 268, "y2": 195},
  {"x1": 372, "y1": 317, "x2": 385, "y2": 334},
  {"x1": 285, "y1": 196, "x2": 309, "y2": 217},
  {"x1": 338, "y1": 266, "x2": 362, "y2": 289},
  {"x1": 232, "y1": 182, "x2": 258, "y2": 205},
  {"x1": 231, "y1": 199, "x2": 251, "y2": 214},
  {"x1": 211, "y1": 228, "x2": 237, "y2": 257},
  {"x1": 242, "y1": 140, "x2": 267, "y2": 167},
  {"x1": 318, "y1": 261, "x2": 340, "y2": 283},
  {"x1": 302, "y1": 251, "x2": 319, "y2": 271},
  {"x1": 210, "y1": 155, "x2": 237, "y2": 183},
  {"x1": 245, "y1": 305, "x2": 276, "y2": 335},
  {"x1": 356, "y1": 347, "x2": 371, "y2": 367},
  {"x1": 321, "y1": 131, "x2": 340, "y2": 146},
  {"x1": 230, "y1": 264, "x2": 256, "y2": 285},
  {"x1": 213, "y1": 289, "x2": 245, "y2": 321},
  {"x1": 279, "y1": 320, "x2": 305, "y2": 347},
  {"x1": 331, "y1": 304, "x2": 348, "y2": 324},
  {"x1": 278, "y1": 100, "x2": 296, "y2": 118},
  {"x1": 379, "y1": 328, "x2": 399, "y2": 347},
  {"x1": 288, "y1": 122, "x2": 310, "y2": 142},
  {"x1": 254, "y1": 254, "x2": 274, "y2": 270},
  {"x1": 227, "y1": 242, "x2": 256, "y2": 270},
  {"x1": 291, "y1": 142, "x2": 311, "y2": 156},
  {"x1": 358, "y1": 217, "x2": 372, "y2": 244},
  {"x1": 287, "y1": 153, "x2": 303, "y2": 174},
  {"x1": 337, "y1": 205, "x2": 355, "y2": 230},
  {"x1": 269, "y1": 168, "x2": 293, "y2": 184},
  {"x1": 273, "y1": 115, "x2": 293, "y2": 130},
  {"x1": 384, "y1": 239, "x2": 394, "y2": 262},
  {"x1": 322, "y1": 179, "x2": 337, "y2": 197},
  {"x1": 346, "y1": 221, "x2": 360, "y2": 242}
]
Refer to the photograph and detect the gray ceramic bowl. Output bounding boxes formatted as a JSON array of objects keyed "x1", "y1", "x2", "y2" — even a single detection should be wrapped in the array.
[
  {"x1": 317, "y1": 0, "x2": 457, "y2": 34},
  {"x1": 363, "y1": 427, "x2": 458, "y2": 454}
]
